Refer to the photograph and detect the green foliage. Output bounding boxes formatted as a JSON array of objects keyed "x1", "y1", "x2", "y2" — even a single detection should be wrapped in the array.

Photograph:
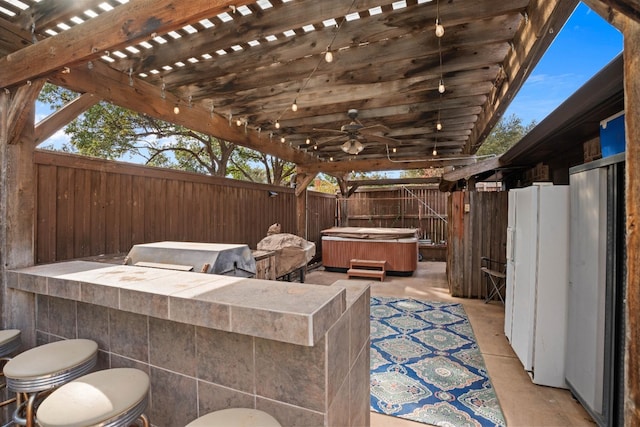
[
  {"x1": 476, "y1": 114, "x2": 536, "y2": 156},
  {"x1": 37, "y1": 84, "x2": 288, "y2": 180}
]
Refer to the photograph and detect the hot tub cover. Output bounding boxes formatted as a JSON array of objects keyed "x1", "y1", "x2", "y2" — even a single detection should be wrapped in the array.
[{"x1": 321, "y1": 227, "x2": 419, "y2": 240}]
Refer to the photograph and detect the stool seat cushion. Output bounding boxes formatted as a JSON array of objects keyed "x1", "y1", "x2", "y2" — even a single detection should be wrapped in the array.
[
  {"x1": 3, "y1": 339, "x2": 97, "y2": 380},
  {"x1": 186, "y1": 408, "x2": 282, "y2": 427},
  {"x1": 36, "y1": 368, "x2": 149, "y2": 427},
  {"x1": 0, "y1": 329, "x2": 20, "y2": 346},
  {"x1": 0, "y1": 329, "x2": 21, "y2": 357}
]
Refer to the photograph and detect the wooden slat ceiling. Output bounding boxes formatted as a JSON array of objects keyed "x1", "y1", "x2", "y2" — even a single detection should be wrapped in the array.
[{"x1": 0, "y1": 0, "x2": 578, "y2": 175}]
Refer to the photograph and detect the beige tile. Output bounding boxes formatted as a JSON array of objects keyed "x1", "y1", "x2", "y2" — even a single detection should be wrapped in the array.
[
  {"x1": 326, "y1": 306, "x2": 350, "y2": 410},
  {"x1": 36, "y1": 294, "x2": 50, "y2": 333},
  {"x1": 119, "y1": 288, "x2": 169, "y2": 319},
  {"x1": 48, "y1": 297, "x2": 76, "y2": 339},
  {"x1": 230, "y1": 305, "x2": 311, "y2": 346},
  {"x1": 327, "y1": 375, "x2": 350, "y2": 427},
  {"x1": 77, "y1": 301, "x2": 109, "y2": 350},
  {"x1": 256, "y1": 398, "x2": 324, "y2": 427},
  {"x1": 350, "y1": 286, "x2": 371, "y2": 368},
  {"x1": 109, "y1": 309, "x2": 148, "y2": 362},
  {"x1": 149, "y1": 317, "x2": 196, "y2": 376},
  {"x1": 195, "y1": 327, "x2": 254, "y2": 393},
  {"x1": 47, "y1": 277, "x2": 81, "y2": 301},
  {"x1": 168, "y1": 296, "x2": 230, "y2": 331},
  {"x1": 81, "y1": 282, "x2": 119, "y2": 308},
  {"x1": 196, "y1": 381, "x2": 255, "y2": 417},
  {"x1": 350, "y1": 341, "x2": 371, "y2": 427},
  {"x1": 255, "y1": 337, "x2": 326, "y2": 412},
  {"x1": 149, "y1": 367, "x2": 197, "y2": 427}
]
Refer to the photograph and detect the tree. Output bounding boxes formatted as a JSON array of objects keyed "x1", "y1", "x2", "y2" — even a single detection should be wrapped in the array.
[
  {"x1": 227, "y1": 147, "x2": 296, "y2": 186},
  {"x1": 476, "y1": 113, "x2": 536, "y2": 156},
  {"x1": 38, "y1": 84, "x2": 294, "y2": 182}
]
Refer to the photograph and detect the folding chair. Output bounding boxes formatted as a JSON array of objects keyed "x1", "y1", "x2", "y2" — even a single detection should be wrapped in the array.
[{"x1": 480, "y1": 257, "x2": 506, "y2": 304}]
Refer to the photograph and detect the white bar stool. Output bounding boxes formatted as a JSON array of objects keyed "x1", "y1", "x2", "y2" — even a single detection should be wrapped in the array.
[
  {"x1": 185, "y1": 408, "x2": 282, "y2": 427},
  {"x1": 36, "y1": 368, "x2": 150, "y2": 427},
  {"x1": 0, "y1": 329, "x2": 21, "y2": 409},
  {"x1": 3, "y1": 339, "x2": 98, "y2": 427}
]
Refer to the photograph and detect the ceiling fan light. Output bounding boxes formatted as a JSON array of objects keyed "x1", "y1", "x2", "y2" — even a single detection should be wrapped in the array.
[{"x1": 342, "y1": 139, "x2": 364, "y2": 155}]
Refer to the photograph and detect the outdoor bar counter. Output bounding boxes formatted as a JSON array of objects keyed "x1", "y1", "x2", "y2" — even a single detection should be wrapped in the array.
[{"x1": 6, "y1": 261, "x2": 371, "y2": 427}]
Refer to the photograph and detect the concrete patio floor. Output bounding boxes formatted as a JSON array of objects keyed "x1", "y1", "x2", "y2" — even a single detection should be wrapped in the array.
[{"x1": 303, "y1": 261, "x2": 596, "y2": 427}]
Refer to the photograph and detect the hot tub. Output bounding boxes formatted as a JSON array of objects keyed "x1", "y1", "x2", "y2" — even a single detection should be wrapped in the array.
[{"x1": 321, "y1": 227, "x2": 419, "y2": 276}]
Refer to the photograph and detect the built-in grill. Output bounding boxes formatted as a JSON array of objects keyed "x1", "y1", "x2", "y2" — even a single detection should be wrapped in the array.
[{"x1": 123, "y1": 241, "x2": 256, "y2": 277}]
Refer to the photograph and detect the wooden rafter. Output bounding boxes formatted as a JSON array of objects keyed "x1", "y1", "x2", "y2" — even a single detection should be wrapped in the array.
[
  {"x1": 47, "y1": 60, "x2": 317, "y2": 165},
  {"x1": 0, "y1": 0, "x2": 255, "y2": 89},
  {"x1": 34, "y1": 93, "x2": 101, "y2": 147}
]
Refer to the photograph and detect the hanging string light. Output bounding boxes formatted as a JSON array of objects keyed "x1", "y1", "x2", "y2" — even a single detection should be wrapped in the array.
[
  {"x1": 437, "y1": 38, "x2": 445, "y2": 94},
  {"x1": 435, "y1": 0, "x2": 445, "y2": 38},
  {"x1": 272, "y1": 0, "x2": 358, "y2": 139}
]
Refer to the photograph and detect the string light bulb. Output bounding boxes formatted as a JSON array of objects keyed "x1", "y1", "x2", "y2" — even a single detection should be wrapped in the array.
[
  {"x1": 236, "y1": 118, "x2": 242, "y2": 126},
  {"x1": 306, "y1": 138, "x2": 311, "y2": 145},
  {"x1": 275, "y1": 121, "x2": 280, "y2": 129},
  {"x1": 438, "y1": 78, "x2": 445, "y2": 93},
  {"x1": 435, "y1": 18, "x2": 445, "y2": 38},
  {"x1": 436, "y1": 121, "x2": 443, "y2": 131},
  {"x1": 325, "y1": 50, "x2": 333, "y2": 63},
  {"x1": 392, "y1": 147, "x2": 397, "y2": 153},
  {"x1": 280, "y1": 136, "x2": 286, "y2": 143},
  {"x1": 173, "y1": 105, "x2": 180, "y2": 114},
  {"x1": 291, "y1": 100, "x2": 298, "y2": 112},
  {"x1": 432, "y1": 146, "x2": 438, "y2": 156}
]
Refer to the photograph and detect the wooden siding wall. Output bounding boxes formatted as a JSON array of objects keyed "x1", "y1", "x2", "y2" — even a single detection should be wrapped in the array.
[
  {"x1": 447, "y1": 190, "x2": 508, "y2": 298},
  {"x1": 34, "y1": 151, "x2": 335, "y2": 264},
  {"x1": 340, "y1": 186, "x2": 448, "y2": 243}
]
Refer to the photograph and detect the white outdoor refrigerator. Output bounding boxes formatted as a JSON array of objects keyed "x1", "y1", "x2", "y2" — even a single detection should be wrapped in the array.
[{"x1": 505, "y1": 184, "x2": 569, "y2": 388}]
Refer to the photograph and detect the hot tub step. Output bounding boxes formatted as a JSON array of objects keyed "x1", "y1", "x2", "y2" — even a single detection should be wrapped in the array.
[{"x1": 347, "y1": 259, "x2": 386, "y2": 281}]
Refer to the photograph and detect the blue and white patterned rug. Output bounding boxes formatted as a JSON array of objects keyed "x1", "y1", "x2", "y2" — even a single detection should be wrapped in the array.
[{"x1": 370, "y1": 296, "x2": 506, "y2": 427}]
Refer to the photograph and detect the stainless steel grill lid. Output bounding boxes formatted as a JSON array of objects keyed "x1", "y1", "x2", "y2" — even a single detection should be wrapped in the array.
[{"x1": 124, "y1": 241, "x2": 256, "y2": 277}]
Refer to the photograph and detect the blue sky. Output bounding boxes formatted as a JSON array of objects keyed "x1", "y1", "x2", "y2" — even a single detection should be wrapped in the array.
[{"x1": 504, "y1": 2, "x2": 623, "y2": 125}]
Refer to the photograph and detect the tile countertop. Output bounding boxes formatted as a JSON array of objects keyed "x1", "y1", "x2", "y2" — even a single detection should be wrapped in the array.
[{"x1": 7, "y1": 261, "x2": 347, "y2": 347}]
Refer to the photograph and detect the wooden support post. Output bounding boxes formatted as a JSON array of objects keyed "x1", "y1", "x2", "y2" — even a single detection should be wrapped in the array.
[
  {"x1": 624, "y1": 17, "x2": 640, "y2": 427},
  {"x1": 336, "y1": 175, "x2": 349, "y2": 226},
  {"x1": 294, "y1": 173, "x2": 316, "y2": 238},
  {"x1": 0, "y1": 88, "x2": 37, "y2": 345}
]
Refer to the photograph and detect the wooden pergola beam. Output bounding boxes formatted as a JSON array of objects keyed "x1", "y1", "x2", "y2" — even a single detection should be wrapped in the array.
[
  {"x1": 5, "y1": 80, "x2": 46, "y2": 144},
  {"x1": 34, "y1": 93, "x2": 100, "y2": 148},
  {"x1": 0, "y1": 0, "x2": 254, "y2": 89},
  {"x1": 297, "y1": 155, "x2": 482, "y2": 175},
  {"x1": 47, "y1": 60, "x2": 317, "y2": 165}
]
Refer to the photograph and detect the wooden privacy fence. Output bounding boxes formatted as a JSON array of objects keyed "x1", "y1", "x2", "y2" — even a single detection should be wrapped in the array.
[
  {"x1": 34, "y1": 150, "x2": 336, "y2": 265},
  {"x1": 447, "y1": 190, "x2": 508, "y2": 298},
  {"x1": 339, "y1": 185, "x2": 448, "y2": 243}
]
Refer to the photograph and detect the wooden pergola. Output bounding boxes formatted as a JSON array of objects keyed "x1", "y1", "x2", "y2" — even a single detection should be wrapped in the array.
[{"x1": 0, "y1": 0, "x2": 639, "y2": 424}]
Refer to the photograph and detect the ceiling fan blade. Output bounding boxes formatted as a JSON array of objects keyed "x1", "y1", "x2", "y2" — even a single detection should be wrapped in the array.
[
  {"x1": 314, "y1": 135, "x2": 346, "y2": 147},
  {"x1": 358, "y1": 124, "x2": 391, "y2": 134},
  {"x1": 312, "y1": 128, "x2": 347, "y2": 135}
]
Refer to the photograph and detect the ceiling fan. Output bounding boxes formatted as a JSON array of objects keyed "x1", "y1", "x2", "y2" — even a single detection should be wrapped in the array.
[{"x1": 300, "y1": 109, "x2": 400, "y2": 154}]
